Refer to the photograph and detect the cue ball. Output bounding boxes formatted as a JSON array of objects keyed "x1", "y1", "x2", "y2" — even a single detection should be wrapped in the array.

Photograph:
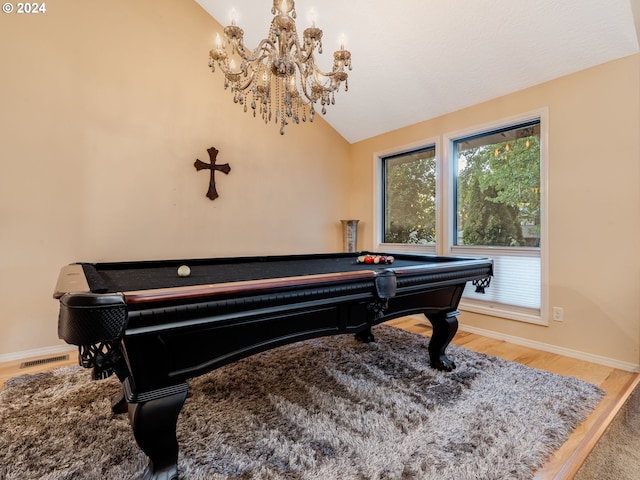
[{"x1": 177, "y1": 265, "x2": 191, "y2": 277}]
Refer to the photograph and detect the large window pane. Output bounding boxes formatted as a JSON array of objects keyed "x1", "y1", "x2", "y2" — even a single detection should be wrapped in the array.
[
  {"x1": 455, "y1": 122, "x2": 540, "y2": 247},
  {"x1": 382, "y1": 147, "x2": 436, "y2": 244}
]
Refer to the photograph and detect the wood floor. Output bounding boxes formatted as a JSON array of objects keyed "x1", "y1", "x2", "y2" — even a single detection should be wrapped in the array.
[{"x1": 1, "y1": 316, "x2": 638, "y2": 479}]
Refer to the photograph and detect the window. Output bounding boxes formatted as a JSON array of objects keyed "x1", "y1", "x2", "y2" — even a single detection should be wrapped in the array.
[
  {"x1": 382, "y1": 146, "x2": 436, "y2": 245},
  {"x1": 452, "y1": 119, "x2": 543, "y2": 321},
  {"x1": 377, "y1": 110, "x2": 547, "y2": 325},
  {"x1": 454, "y1": 121, "x2": 541, "y2": 248}
]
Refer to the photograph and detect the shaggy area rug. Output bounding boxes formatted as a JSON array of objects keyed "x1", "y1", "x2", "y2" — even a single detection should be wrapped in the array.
[{"x1": 0, "y1": 325, "x2": 604, "y2": 480}]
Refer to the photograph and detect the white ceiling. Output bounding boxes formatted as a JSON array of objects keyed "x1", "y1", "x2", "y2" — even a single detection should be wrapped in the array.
[{"x1": 195, "y1": 0, "x2": 640, "y2": 143}]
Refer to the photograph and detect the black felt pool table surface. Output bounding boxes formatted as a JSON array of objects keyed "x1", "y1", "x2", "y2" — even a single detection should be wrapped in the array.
[{"x1": 79, "y1": 252, "x2": 463, "y2": 293}]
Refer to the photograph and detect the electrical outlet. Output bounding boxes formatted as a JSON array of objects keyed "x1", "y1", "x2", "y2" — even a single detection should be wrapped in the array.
[{"x1": 552, "y1": 307, "x2": 564, "y2": 321}]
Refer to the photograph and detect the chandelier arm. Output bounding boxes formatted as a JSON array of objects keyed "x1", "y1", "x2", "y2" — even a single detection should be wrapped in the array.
[
  {"x1": 212, "y1": 61, "x2": 256, "y2": 92},
  {"x1": 228, "y1": 38, "x2": 276, "y2": 65},
  {"x1": 213, "y1": 60, "x2": 245, "y2": 79},
  {"x1": 310, "y1": 69, "x2": 347, "y2": 79},
  {"x1": 212, "y1": 40, "x2": 275, "y2": 85},
  {"x1": 296, "y1": 74, "x2": 316, "y2": 105},
  {"x1": 234, "y1": 75, "x2": 256, "y2": 92},
  {"x1": 294, "y1": 59, "x2": 326, "y2": 104},
  {"x1": 306, "y1": 66, "x2": 348, "y2": 89},
  {"x1": 297, "y1": 46, "x2": 316, "y2": 64},
  {"x1": 301, "y1": 56, "x2": 350, "y2": 82}
]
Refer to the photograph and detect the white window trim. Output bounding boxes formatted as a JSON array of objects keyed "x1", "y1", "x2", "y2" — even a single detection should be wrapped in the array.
[
  {"x1": 373, "y1": 137, "x2": 442, "y2": 255},
  {"x1": 444, "y1": 108, "x2": 549, "y2": 325},
  {"x1": 373, "y1": 136, "x2": 440, "y2": 253},
  {"x1": 374, "y1": 108, "x2": 549, "y2": 326}
]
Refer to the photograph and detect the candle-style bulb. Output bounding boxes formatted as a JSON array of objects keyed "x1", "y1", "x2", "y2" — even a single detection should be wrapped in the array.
[
  {"x1": 215, "y1": 33, "x2": 222, "y2": 49},
  {"x1": 230, "y1": 8, "x2": 238, "y2": 26}
]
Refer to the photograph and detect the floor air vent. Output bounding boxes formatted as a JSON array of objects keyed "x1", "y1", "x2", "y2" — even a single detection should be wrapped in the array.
[{"x1": 20, "y1": 354, "x2": 70, "y2": 369}]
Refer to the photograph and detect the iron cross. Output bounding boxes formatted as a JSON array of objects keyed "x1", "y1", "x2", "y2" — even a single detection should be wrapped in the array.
[{"x1": 194, "y1": 147, "x2": 231, "y2": 201}]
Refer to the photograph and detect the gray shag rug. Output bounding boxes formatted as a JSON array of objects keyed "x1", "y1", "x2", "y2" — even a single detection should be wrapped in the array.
[{"x1": 0, "y1": 325, "x2": 604, "y2": 480}]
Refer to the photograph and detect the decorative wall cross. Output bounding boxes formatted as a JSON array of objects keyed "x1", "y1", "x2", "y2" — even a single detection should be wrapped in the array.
[{"x1": 194, "y1": 147, "x2": 231, "y2": 201}]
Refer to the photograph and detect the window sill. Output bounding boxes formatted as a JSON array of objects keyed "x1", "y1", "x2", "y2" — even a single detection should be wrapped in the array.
[{"x1": 460, "y1": 299, "x2": 547, "y2": 326}]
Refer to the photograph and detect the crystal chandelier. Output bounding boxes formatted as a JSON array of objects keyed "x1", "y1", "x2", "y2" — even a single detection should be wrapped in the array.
[{"x1": 208, "y1": 0, "x2": 352, "y2": 135}]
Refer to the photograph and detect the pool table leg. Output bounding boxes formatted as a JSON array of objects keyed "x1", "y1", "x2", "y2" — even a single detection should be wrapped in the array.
[
  {"x1": 127, "y1": 386, "x2": 189, "y2": 480},
  {"x1": 354, "y1": 327, "x2": 375, "y2": 343},
  {"x1": 425, "y1": 310, "x2": 459, "y2": 371}
]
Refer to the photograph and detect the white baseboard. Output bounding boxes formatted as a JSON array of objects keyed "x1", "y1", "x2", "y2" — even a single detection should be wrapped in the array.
[
  {"x1": 0, "y1": 344, "x2": 76, "y2": 364},
  {"x1": 459, "y1": 323, "x2": 640, "y2": 373}
]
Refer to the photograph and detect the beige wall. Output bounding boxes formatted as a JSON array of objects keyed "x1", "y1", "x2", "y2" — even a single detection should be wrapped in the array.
[
  {"x1": 2, "y1": 1, "x2": 639, "y2": 369},
  {"x1": 0, "y1": 0, "x2": 350, "y2": 356},
  {"x1": 349, "y1": 54, "x2": 640, "y2": 367}
]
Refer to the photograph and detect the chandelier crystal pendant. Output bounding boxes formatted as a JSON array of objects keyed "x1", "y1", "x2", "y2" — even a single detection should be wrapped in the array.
[{"x1": 208, "y1": 0, "x2": 352, "y2": 135}]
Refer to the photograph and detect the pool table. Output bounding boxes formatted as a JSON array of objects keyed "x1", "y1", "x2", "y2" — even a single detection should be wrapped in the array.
[{"x1": 54, "y1": 251, "x2": 492, "y2": 480}]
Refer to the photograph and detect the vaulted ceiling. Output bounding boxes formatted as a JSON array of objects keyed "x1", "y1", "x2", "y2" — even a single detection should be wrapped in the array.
[{"x1": 195, "y1": 0, "x2": 640, "y2": 143}]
